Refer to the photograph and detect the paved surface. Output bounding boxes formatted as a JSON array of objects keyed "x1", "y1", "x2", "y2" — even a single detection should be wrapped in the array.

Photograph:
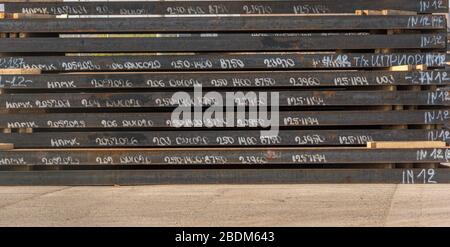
[{"x1": 0, "y1": 185, "x2": 449, "y2": 226}]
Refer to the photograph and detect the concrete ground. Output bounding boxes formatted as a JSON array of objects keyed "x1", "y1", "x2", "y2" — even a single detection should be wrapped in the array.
[{"x1": 0, "y1": 185, "x2": 449, "y2": 226}]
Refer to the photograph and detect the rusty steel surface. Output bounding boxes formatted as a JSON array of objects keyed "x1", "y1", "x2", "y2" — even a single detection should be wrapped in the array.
[
  {"x1": 0, "y1": 34, "x2": 446, "y2": 53},
  {"x1": 1, "y1": 70, "x2": 450, "y2": 89},
  {"x1": 0, "y1": 129, "x2": 448, "y2": 148},
  {"x1": 0, "y1": 53, "x2": 447, "y2": 72},
  {"x1": 1, "y1": 90, "x2": 449, "y2": 109},
  {"x1": 0, "y1": 148, "x2": 448, "y2": 166},
  {"x1": 3, "y1": 0, "x2": 448, "y2": 15},
  {"x1": 0, "y1": 169, "x2": 449, "y2": 185},
  {"x1": 0, "y1": 16, "x2": 446, "y2": 33},
  {"x1": 0, "y1": 111, "x2": 449, "y2": 129}
]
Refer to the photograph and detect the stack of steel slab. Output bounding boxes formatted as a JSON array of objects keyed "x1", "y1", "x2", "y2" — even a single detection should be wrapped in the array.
[{"x1": 0, "y1": 0, "x2": 449, "y2": 184}]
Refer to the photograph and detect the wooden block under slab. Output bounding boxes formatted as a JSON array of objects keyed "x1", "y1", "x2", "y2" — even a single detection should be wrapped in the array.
[
  {"x1": 1, "y1": 128, "x2": 11, "y2": 134},
  {"x1": 356, "y1": 10, "x2": 386, "y2": 15},
  {"x1": 0, "y1": 12, "x2": 58, "y2": 19},
  {"x1": 0, "y1": 143, "x2": 14, "y2": 150},
  {"x1": 18, "y1": 128, "x2": 33, "y2": 134},
  {"x1": 355, "y1": 9, "x2": 417, "y2": 16},
  {"x1": 381, "y1": 10, "x2": 417, "y2": 15},
  {"x1": 0, "y1": 68, "x2": 41, "y2": 75},
  {"x1": 12, "y1": 13, "x2": 57, "y2": 19},
  {"x1": 389, "y1": 64, "x2": 427, "y2": 72},
  {"x1": 367, "y1": 141, "x2": 447, "y2": 149}
]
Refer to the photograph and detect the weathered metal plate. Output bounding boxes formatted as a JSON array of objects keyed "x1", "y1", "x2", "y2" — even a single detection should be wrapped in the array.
[
  {"x1": 0, "y1": 148, "x2": 448, "y2": 165},
  {"x1": 0, "y1": 53, "x2": 446, "y2": 72},
  {"x1": 1, "y1": 129, "x2": 449, "y2": 148},
  {"x1": 4, "y1": 0, "x2": 448, "y2": 15},
  {"x1": 0, "y1": 34, "x2": 446, "y2": 53},
  {"x1": 1, "y1": 70, "x2": 450, "y2": 89},
  {"x1": 0, "y1": 16, "x2": 446, "y2": 33},
  {"x1": 0, "y1": 169, "x2": 448, "y2": 185},
  {"x1": 1, "y1": 110, "x2": 449, "y2": 129},
  {"x1": 1, "y1": 90, "x2": 448, "y2": 109}
]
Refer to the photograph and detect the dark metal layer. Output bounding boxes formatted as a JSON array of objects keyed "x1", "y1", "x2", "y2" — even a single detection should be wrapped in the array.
[
  {"x1": 1, "y1": 91, "x2": 449, "y2": 109},
  {"x1": 0, "y1": 148, "x2": 448, "y2": 165},
  {"x1": 4, "y1": 0, "x2": 448, "y2": 15},
  {"x1": 0, "y1": 16, "x2": 446, "y2": 33},
  {"x1": 0, "y1": 53, "x2": 446, "y2": 72},
  {"x1": 0, "y1": 34, "x2": 446, "y2": 53},
  {"x1": 1, "y1": 110, "x2": 449, "y2": 128},
  {"x1": 1, "y1": 129, "x2": 449, "y2": 148},
  {"x1": 0, "y1": 169, "x2": 448, "y2": 185},
  {"x1": 1, "y1": 70, "x2": 450, "y2": 89}
]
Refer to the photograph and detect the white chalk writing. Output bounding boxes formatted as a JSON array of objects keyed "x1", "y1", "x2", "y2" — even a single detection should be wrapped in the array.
[
  {"x1": 50, "y1": 138, "x2": 80, "y2": 147},
  {"x1": 292, "y1": 154, "x2": 327, "y2": 163},
  {"x1": 402, "y1": 169, "x2": 437, "y2": 184}
]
